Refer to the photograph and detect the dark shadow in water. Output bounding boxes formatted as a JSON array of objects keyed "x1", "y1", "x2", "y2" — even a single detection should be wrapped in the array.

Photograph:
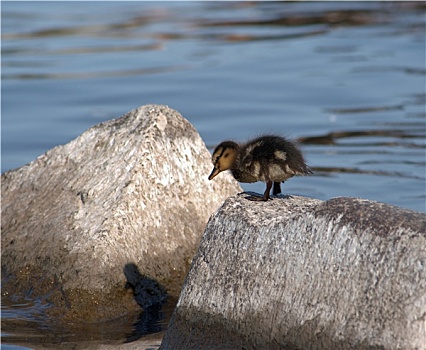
[
  {"x1": 297, "y1": 129, "x2": 425, "y2": 146},
  {"x1": 326, "y1": 104, "x2": 404, "y2": 114},
  {"x1": 124, "y1": 303, "x2": 165, "y2": 343},
  {"x1": 310, "y1": 166, "x2": 424, "y2": 180},
  {"x1": 3, "y1": 65, "x2": 188, "y2": 80},
  {"x1": 123, "y1": 263, "x2": 169, "y2": 343},
  {"x1": 197, "y1": 7, "x2": 385, "y2": 28}
]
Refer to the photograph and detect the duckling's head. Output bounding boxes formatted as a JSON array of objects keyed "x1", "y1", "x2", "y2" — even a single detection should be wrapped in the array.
[{"x1": 208, "y1": 141, "x2": 239, "y2": 180}]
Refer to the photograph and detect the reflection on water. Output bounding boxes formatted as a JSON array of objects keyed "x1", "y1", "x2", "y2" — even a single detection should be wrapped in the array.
[
  {"x1": 124, "y1": 303, "x2": 165, "y2": 344},
  {"x1": 1, "y1": 1, "x2": 425, "y2": 349},
  {"x1": 1, "y1": 264, "x2": 173, "y2": 348},
  {"x1": 1, "y1": 293, "x2": 175, "y2": 348}
]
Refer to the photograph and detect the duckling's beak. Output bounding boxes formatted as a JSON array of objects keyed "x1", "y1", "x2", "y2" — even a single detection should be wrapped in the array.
[{"x1": 208, "y1": 167, "x2": 221, "y2": 180}]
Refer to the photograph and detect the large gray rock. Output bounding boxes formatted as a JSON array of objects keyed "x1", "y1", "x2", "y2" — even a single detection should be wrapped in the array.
[
  {"x1": 160, "y1": 194, "x2": 426, "y2": 350},
  {"x1": 1, "y1": 104, "x2": 241, "y2": 321}
]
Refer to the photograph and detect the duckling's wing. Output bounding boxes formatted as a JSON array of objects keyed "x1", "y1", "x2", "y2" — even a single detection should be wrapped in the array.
[
  {"x1": 240, "y1": 152, "x2": 253, "y2": 167},
  {"x1": 247, "y1": 136, "x2": 311, "y2": 176},
  {"x1": 269, "y1": 137, "x2": 311, "y2": 175}
]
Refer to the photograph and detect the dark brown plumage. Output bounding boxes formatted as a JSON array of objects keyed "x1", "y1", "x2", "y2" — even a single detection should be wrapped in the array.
[{"x1": 208, "y1": 135, "x2": 312, "y2": 201}]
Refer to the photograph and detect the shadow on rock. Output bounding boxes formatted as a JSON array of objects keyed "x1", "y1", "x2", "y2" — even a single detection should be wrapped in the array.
[{"x1": 123, "y1": 263, "x2": 168, "y2": 343}]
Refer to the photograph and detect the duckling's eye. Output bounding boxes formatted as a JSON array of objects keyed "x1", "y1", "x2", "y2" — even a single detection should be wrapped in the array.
[{"x1": 223, "y1": 153, "x2": 229, "y2": 158}]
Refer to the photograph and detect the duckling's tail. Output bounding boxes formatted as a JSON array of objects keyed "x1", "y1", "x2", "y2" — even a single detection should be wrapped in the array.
[{"x1": 305, "y1": 167, "x2": 314, "y2": 175}]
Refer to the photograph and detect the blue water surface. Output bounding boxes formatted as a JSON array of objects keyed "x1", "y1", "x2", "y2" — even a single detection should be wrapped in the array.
[{"x1": 2, "y1": 2, "x2": 425, "y2": 213}]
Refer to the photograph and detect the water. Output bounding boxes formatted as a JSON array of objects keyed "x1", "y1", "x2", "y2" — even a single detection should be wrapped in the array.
[
  {"x1": 1, "y1": 2, "x2": 425, "y2": 349},
  {"x1": 1, "y1": 293, "x2": 174, "y2": 349}
]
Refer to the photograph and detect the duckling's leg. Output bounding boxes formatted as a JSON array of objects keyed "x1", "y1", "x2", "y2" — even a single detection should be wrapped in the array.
[
  {"x1": 247, "y1": 180, "x2": 273, "y2": 201},
  {"x1": 273, "y1": 182, "x2": 281, "y2": 195},
  {"x1": 263, "y1": 180, "x2": 273, "y2": 200}
]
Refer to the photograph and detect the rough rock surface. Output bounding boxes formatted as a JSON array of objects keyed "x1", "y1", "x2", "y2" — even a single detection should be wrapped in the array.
[
  {"x1": 160, "y1": 194, "x2": 426, "y2": 350},
  {"x1": 1, "y1": 104, "x2": 241, "y2": 321}
]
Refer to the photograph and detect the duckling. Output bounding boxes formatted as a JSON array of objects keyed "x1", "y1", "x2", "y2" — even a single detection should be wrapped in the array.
[{"x1": 208, "y1": 135, "x2": 312, "y2": 201}]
